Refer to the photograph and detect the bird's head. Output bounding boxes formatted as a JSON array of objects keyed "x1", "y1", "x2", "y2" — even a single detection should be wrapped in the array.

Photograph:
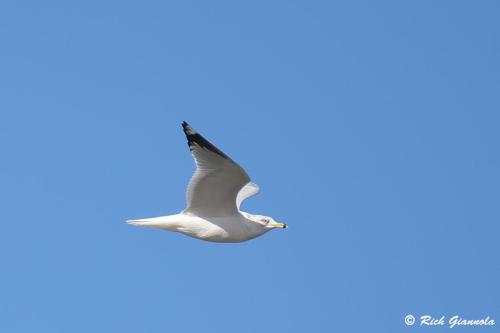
[{"x1": 251, "y1": 214, "x2": 287, "y2": 229}]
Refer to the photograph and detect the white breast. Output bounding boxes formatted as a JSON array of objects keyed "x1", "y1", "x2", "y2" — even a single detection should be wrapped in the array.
[{"x1": 176, "y1": 214, "x2": 266, "y2": 243}]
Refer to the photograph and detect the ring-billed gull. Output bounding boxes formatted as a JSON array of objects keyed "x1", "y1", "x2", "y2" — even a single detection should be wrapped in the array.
[{"x1": 127, "y1": 121, "x2": 287, "y2": 243}]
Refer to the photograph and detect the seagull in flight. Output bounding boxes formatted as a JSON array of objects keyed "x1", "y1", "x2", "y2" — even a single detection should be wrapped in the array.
[{"x1": 127, "y1": 121, "x2": 287, "y2": 243}]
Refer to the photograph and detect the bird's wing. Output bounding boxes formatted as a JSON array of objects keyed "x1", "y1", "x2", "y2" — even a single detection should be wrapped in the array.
[
  {"x1": 181, "y1": 121, "x2": 251, "y2": 217},
  {"x1": 236, "y1": 182, "x2": 260, "y2": 210}
]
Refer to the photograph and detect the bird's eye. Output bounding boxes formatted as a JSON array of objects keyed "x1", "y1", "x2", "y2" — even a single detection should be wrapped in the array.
[{"x1": 261, "y1": 218, "x2": 270, "y2": 224}]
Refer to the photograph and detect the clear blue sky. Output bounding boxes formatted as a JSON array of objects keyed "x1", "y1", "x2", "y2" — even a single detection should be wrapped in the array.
[{"x1": 1, "y1": 1, "x2": 499, "y2": 332}]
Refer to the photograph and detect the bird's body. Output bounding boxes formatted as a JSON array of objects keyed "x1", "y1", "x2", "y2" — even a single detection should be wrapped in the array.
[
  {"x1": 128, "y1": 212, "x2": 272, "y2": 243},
  {"x1": 127, "y1": 121, "x2": 286, "y2": 243}
]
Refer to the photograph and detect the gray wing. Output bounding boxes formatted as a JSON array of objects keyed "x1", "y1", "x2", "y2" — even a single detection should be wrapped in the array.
[{"x1": 181, "y1": 122, "x2": 251, "y2": 217}]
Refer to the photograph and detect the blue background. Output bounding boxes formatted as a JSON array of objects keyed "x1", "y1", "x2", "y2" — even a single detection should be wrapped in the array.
[{"x1": 1, "y1": 1, "x2": 498, "y2": 332}]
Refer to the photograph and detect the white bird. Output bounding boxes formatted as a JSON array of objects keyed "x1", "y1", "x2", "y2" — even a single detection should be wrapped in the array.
[{"x1": 127, "y1": 121, "x2": 287, "y2": 243}]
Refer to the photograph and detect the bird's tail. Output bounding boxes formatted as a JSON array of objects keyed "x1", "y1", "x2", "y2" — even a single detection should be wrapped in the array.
[
  {"x1": 126, "y1": 218, "x2": 160, "y2": 227},
  {"x1": 126, "y1": 215, "x2": 182, "y2": 231}
]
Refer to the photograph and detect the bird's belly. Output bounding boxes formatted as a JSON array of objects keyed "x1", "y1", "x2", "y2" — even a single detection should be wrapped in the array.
[{"x1": 177, "y1": 217, "x2": 251, "y2": 243}]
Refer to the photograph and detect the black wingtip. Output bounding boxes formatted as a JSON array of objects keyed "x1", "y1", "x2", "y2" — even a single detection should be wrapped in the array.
[
  {"x1": 181, "y1": 121, "x2": 196, "y2": 135},
  {"x1": 181, "y1": 121, "x2": 229, "y2": 160}
]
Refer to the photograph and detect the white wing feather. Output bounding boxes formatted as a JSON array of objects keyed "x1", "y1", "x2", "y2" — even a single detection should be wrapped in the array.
[{"x1": 236, "y1": 182, "x2": 260, "y2": 210}]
